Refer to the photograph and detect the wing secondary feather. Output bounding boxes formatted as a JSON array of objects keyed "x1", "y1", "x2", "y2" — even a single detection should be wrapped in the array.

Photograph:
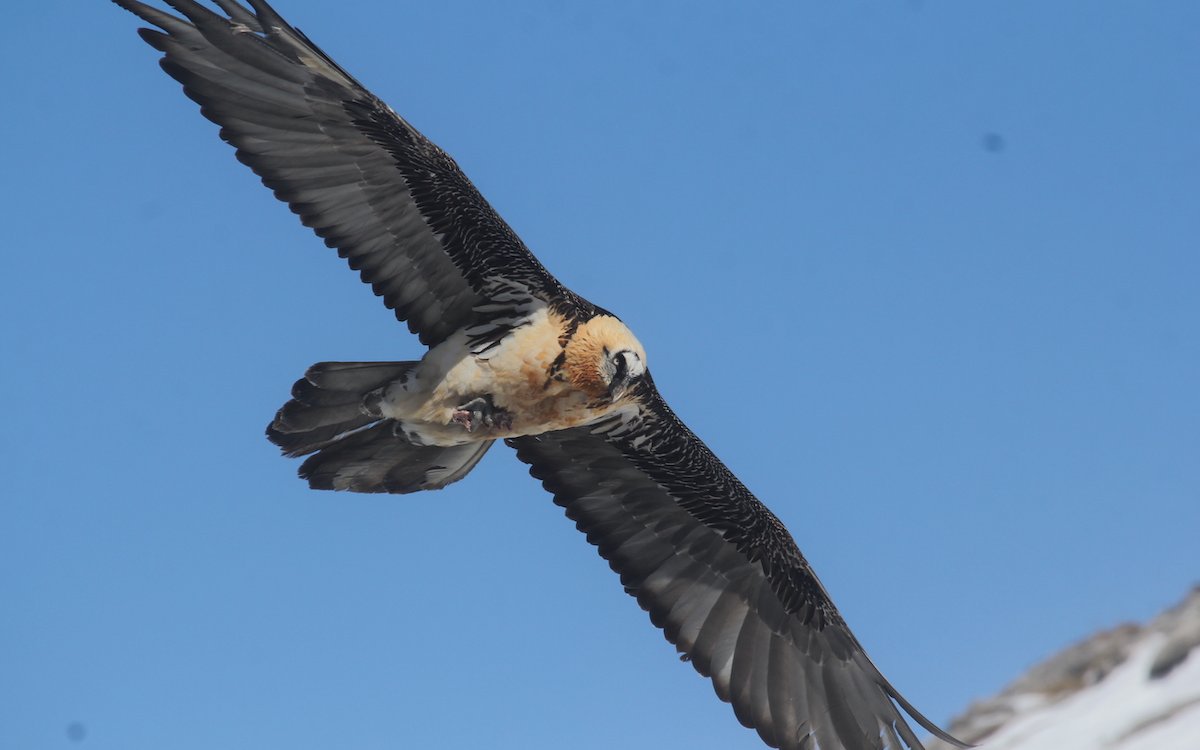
[{"x1": 509, "y1": 385, "x2": 966, "y2": 750}]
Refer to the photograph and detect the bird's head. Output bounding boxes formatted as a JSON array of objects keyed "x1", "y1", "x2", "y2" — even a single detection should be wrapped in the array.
[{"x1": 563, "y1": 314, "x2": 647, "y2": 403}]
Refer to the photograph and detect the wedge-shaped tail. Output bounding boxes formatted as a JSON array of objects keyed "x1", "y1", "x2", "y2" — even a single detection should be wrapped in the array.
[{"x1": 268, "y1": 362, "x2": 493, "y2": 494}]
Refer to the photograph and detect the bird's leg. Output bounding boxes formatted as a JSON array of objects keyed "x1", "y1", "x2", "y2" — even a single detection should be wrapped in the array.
[{"x1": 450, "y1": 395, "x2": 513, "y2": 433}]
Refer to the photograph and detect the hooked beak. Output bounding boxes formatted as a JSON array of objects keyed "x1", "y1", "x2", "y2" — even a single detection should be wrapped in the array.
[{"x1": 607, "y1": 379, "x2": 628, "y2": 403}]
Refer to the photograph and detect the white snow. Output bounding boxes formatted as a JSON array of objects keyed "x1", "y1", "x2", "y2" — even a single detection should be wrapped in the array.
[{"x1": 967, "y1": 633, "x2": 1200, "y2": 750}]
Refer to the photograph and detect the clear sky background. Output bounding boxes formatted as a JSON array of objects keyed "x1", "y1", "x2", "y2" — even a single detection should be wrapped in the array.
[{"x1": 2, "y1": 1, "x2": 1197, "y2": 749}]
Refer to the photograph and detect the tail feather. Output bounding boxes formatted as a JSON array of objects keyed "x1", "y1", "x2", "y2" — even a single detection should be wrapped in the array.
[
  {"x1": 267, "y1": 361, "x2": 492, "y2": 494},
  {"x1": 288, "y1": 378, "x2": 367, "y2": 408},
  {"x1": 300, "y1": 361, "x2": 416, "y2": 393},
  {"x1": 268, "y1": 361, "x2": 415, "y2": 457},
  {"x1": 299, "y1": 421, "x2": 494, "y2": 494}
]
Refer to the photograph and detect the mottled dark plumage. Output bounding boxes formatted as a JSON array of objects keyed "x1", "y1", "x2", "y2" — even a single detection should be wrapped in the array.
[
  {"x1": 108, "y1": 2, "x2": 967, "y2": 749},
  {"x1": 511, "y1": 385, "x2": 953, "y2": 749}
]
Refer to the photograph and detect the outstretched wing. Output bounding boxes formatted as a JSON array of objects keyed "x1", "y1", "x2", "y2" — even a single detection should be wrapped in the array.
[
  {"x1": 112, "y1": 0, "x2": 572, "y2": 346},
  {"x1": 508, "y1": 381, "x2": 966, "y2": 750}
]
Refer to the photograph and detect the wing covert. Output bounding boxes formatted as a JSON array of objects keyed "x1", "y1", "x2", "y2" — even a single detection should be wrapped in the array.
[
  {"x1": 113, "y1": 0, "x2": 565, "y2": 345},
  {"x1": 508, "y1": 383, "x2": 966, "y2": 750}
]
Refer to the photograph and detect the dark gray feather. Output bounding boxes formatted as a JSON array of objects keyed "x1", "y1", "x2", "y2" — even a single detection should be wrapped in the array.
[
  {"x1": 267, "y1": 361, "x2": 414, "y2": 456},
  {"x1": 509, "y1": 382, "x2": 967, "y2": 750},
  {"x1": 301, "y1": 422, "x2": 493, "y2": 494},
  {"x1": 110, "y1": 0, "x2": 590, "y2": 345}
]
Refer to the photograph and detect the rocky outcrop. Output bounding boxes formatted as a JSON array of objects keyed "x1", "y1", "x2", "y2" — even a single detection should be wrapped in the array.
[{"x1": 926, "y1": 586, "x2": 1200, "y2": 750}]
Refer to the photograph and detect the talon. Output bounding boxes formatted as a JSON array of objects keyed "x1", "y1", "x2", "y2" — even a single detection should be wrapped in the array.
[
  {"x1": 451, "y1": 409, "x2": 476, "y2": 432},
  {"x1": 451, "y1": 396, "x2": 512, "y2": 433}
]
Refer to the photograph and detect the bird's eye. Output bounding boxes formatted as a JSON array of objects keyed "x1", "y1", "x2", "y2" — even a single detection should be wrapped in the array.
[{"x1": 612, "y1": 351, "x2": 628, "y2": 381}]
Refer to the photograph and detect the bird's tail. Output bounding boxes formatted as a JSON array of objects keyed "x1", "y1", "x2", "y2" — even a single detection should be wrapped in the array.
[{"x1": 267, "y1": 362, "x2": 493, "y2": 494}]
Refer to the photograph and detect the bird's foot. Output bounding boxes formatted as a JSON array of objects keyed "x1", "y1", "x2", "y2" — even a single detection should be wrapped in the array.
[{"x1": 450, "y1": 396, "x2": 513, "y2": 433}]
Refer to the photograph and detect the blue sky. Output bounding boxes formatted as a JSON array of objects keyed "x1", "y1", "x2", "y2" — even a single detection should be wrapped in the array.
[{"x1": 2, "y1": 1, "x2": 1197, "y2": 748}]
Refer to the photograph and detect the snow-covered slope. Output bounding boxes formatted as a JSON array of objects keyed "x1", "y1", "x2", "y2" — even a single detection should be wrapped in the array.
[{"x1": 927, "y1": 587, "x2": 1200, "y2": 750}]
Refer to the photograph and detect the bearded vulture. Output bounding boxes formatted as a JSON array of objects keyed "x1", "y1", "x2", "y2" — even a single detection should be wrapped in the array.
[{"x1": 108, "y1": 2, "x2": 966, "y2": 749}]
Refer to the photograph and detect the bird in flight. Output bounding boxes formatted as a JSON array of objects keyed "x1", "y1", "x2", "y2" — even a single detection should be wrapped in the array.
[{"x1": 108, "y1": 2, "x2": 967, "y2": 748}]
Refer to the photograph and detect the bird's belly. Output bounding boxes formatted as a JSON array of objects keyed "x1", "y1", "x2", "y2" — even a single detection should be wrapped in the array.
[
  {"x1": 401, "y1": 374, "x2": 602, "y2": 447},
  {"x1": 403, "y1": 389, "x2": 601, "y2": 446},
  {"x1": 379, "y1": 323, "x2": 607, "y2": 446}
]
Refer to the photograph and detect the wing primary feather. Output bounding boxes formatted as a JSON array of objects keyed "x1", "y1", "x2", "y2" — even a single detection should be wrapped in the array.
[
  {"x1": 823, "y1": 656, "x2": 882, "y2": 750},
  {"x1": 160, "y1": 0, "x2": 229, "y2": 27},
  {"x1": 112, "y1": 0, "x2": 195, "y2": 35},
  {"x1": 241, "y1": 0, "x2": 292, "y2": 33},
  {"x1": 210, "y1": 0, "x2": 261, "y2": 29},
  {"x1": 882, "y1": 720, "x2": 906, "y2": 750}
]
